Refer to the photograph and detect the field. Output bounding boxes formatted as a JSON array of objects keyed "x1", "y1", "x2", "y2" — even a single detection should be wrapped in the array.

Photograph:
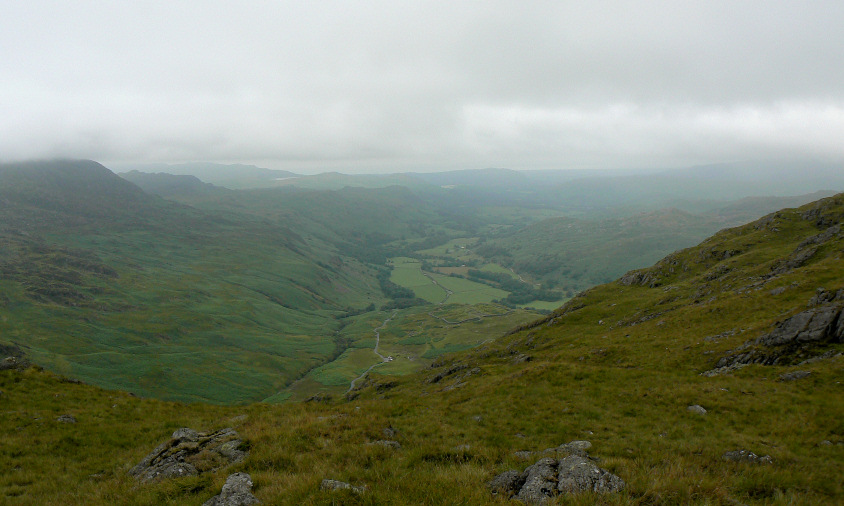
[{"x1": 389, "y1": 257, "x2": 448, "y2": 303}]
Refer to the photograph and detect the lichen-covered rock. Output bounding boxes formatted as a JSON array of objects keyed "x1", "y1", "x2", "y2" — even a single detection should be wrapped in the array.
[
  {"x1": 56, "y1": 414, "x2": 77, "y2": 423},
  {"x1": 368, "y1": 440, "x2": 401, "y2": 449},
  {"x1": 320, "y1": 479, "x2": 367, "y2": 494},
  {"x1": 723, "y1": 450, "x2": 772, "y2": 464},
  {"x1": 687, "y1": 405, "x2": 707, "y2": 415},
  {"x1": 517, "y1": 458, "x2": 559, "y2": 503},
  {"x1": 514, "y1": 440, "x2": 593, "y2": 461},
  {"x1": 707, "y1": 301, "x2": 843, "y2": 373},
  {"x1": 130, "y1": 427, "x2": 247, "y2": 483},
  {"x1": 203, "y1": 473, "x2": 259, "y2": 506},
  {"x1": 557, "y1": 455, "x2": 626, "y2": 494},
  {"x1": 487, "y1": 470, "x2": 526, "y2": 497},
  {"x1": 778, "y1": 370, "x2": 811, "y2": 381},
  {"x1": 490, "y1": 447, "x2": 625, "y2": 503}
]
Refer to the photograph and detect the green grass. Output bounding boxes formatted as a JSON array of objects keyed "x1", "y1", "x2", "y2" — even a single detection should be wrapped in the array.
[
  {"x1": 0, "y1": 192, "x2": 384, "y2": 404},
  {"x1": 389, "y1": 257, "x2": 447, "y2": 303},
  {"x1": 517, "y1": 299, "x2": 566, "y2": 311},
  {"x1": 281, "y1": 303, "x2": 539, "y2": 399},
  {"x1": 430, "y1": 273, "x2": 509, "y2": 304},
  {"x1": 1, "y1": 194, "x2": 843, "y2": 504}
]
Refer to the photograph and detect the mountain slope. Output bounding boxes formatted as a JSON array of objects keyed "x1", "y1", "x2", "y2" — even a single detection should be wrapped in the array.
[
  {"x1": 1, "y1": 193, "x2": 841, "y2": 504},
  {"x1": 116, "y1": 162, "x2": 300, "y2": 189},
  {"x1": 0, "y1": 160, "x2": 385, "y2": 403}
]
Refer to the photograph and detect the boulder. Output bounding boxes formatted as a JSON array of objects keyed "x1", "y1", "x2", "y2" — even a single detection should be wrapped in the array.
[
  {"x1": 722, "y1": 450, "x2": 772, "y2": 464},
  {"x1": 778, "y1": 370, "x2": 811, "y2": 381},
  {"x1": 708, "y1": 301, "x2": 843, "y2": 373},
  {"x1": 129, "y1": 427, "x2": 247, "y2": 483},
  {"x1": 203, "y1": 473, "x2": 259, "y2": 506},
  {"x1": 517, "y1": 458, "x2": 559, "y2": 503},
  {"x1": 487, "y1": 470, "x2": 526, "y2": 497},
  {"x1": 489, "y1": 447, "x2": 624, "y2": 503},
  {"x1": 320, "y1": 479, "x2": 366, "y2": 494},
  {"x1": 556, "y1": 454, "x2": 626, "y2": 494},
  {"x1": 368, "y1": 440, "x2": 401, "y2": 450},
  {"x1": 687, "y1": 405, "x2": 707, "y2": 415},
  {"x1": 56, "y1": 414, "x2": 77, "y2": 424}
]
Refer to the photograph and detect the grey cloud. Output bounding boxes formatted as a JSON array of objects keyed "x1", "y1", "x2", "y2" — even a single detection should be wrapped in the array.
[{"x1": 1, "y1": 1, "x2": 842, "y2": 172}]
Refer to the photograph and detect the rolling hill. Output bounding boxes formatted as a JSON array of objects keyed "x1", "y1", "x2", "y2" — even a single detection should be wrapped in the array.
[
  {"x1": 0, "y1": 191, "x2": 841, "y2": 504},
  {"x1": 0, "y1": 160, "x2": 389, "y2": 403}
]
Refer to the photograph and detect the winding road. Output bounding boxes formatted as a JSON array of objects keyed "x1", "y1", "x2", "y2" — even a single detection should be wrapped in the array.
[{"x1": 346, "y1": 310, "x2": 397, "y2": 394}]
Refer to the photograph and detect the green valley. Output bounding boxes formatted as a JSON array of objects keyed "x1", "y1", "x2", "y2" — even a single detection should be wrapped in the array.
[{"x1": 0, "y1": 184, "x2": 841, "y2": 505}]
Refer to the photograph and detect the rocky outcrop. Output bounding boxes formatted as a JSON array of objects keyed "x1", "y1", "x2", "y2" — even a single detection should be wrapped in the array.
[
  {"x1": 0, "y1": 344, "x2": 29, "y2": 371},
  {"x1": 426, "y1": 362, "x2": 468, "y2": 384},
  {"x1": 129, "y1": 427, "x2": 247, "y2": 483},
  {"x1": 722, "y1": 450, "x2": 772, "y2": 464},
  {"x1": 320, "y1": 479, "x2": 366, "y2": 494},
  {"x1": 203, "y1": 473, "x2": 259, "y2": 505},
  {"x1": 706, "y1": 300, "x2": 843, "y2": 374},
  {"x1": 779, "y1": 370, "x2": 811, "y2": 381},
  {"x1": 489, "y1": 443, "x2": 624, "y2": 503},
  {"x1": 367, "y1": 440, "x2": 401, "y2": 450},
  {"x1": 512, "y1": 440, "x2": 592, "y2": 460}
]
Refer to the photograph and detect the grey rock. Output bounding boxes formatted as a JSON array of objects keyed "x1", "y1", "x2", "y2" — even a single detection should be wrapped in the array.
[
  {"x1": 382, "y1": 427, "x2": 396, "y2": 439},
  {"x1": 426, "y1": 363, "x2": 468, "y2": 384},
  {"x1": 778, "y1": 370, "x2": 811, "y2": 381},
  {"x1": 557, "y1": 454, "x2": 626, "y2": 494},
  {"x1": 758, "y1": 305, "x2": 842, "y2": 346},
  {"x1": 513, "y1": 354, "x2": 533, "y2": 364},
  {"x1": 203, "y1": 472, "x2": 259, "y2": 506},
  {"x1": 770, "y1": 246, "x2": 817, "y2": 275},
  {"x1": 517, "y1": 458, "x2": 559, "y2": 503},
  {"x1": 687, "y1": 405, "x2": 707, "y2": 415},
  {"x1": 709, "y1": 302, "x2": 844, "y2": 372},
  {"x1": 172, "y1": 428, "x2": 200, "y2": 441},
  {"x1": 540, "y1": 440, "x2": 593, "y2": 457},
  {"x1": 320, "y1": 479, "x2": 366, "y2": 494},
  {"x1": 487, "y1": 470, "x2": 526, "y2": 497},
  {"x1": 493, "y1": 450, "x2": 624, "y2": 503},
  {"x1": 513, "y1": 450, "x2": 534, "y2": 460},
  {"x1": 798, "y1": 350, "x2": 843, "y2": 365},
  {"x1": 129, "y1": 427, "x2": 247, "y2": 483},
  {"x1": 0, "y1": 356, "x2": 28, "y2": 371},
  {"x1": 56, "y1": 414, "x2": 77, "y2": 424},
  {"x1": 722, "y1": 450, "x2": 772, "y2": 464},
  {"x1": 819, "y1": 440, "x2": 833, "y2": 446},
  {"x1": 368, "y1": 440, "x2": 401, "y2": 449},
  {"x1": 809, "y1": 287, "x2": 844, "y2": 307}
]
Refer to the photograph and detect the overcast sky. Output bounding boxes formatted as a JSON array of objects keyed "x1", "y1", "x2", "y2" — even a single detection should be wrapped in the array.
[{"x1": 1, "y1": 1, "x2": 843, "y2": 173}]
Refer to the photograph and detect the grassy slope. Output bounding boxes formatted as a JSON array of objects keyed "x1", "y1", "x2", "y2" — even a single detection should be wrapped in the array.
[
  {"x1": 1, "y1": 194, "x2": 841, "y2": 505},
  {"x1": 475, "y1": 207, "x2": 775, "y2": 294},
  {"x1": 0, "y1": 161, "x2": 383, "y2": 403}
]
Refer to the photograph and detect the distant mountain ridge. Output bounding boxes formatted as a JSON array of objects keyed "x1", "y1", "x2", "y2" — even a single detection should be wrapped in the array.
[{"x1": 116, "y1": 162, "x2": 301, "y2": 189}]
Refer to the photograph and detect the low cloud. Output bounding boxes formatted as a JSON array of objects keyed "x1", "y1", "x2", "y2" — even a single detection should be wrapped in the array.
[{"x1": 1, "y1": 1, "x2": 842, "y2": 172}]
